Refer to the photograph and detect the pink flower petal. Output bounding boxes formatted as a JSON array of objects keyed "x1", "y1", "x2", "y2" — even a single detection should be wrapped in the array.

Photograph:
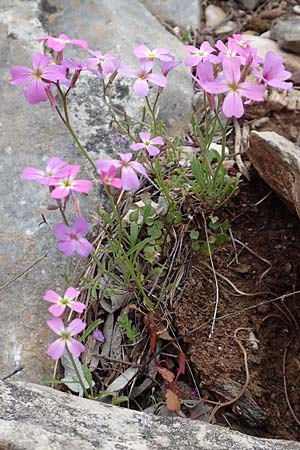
[
  {"x1": 72, "y1": 179, "x2": 93, "y2": 194},
  {"x1": 223, "y1": 57, "x2": 240, "y2": 84},
  {"x1": 121, "y1": 167, "x2": 140, "y2": 190},
  {"x1": 47, "y1": 339, "x2": 66, "y2": 360},
  {"x1": 75, "y1": 238, "x2": 94, "y2": 257},
  {"x1": 66, "y1": 338, "x2": 85, "y2": 358},
  {"x1": 47, "y1": 317, "x2": 64, "y2": 335},
  {"x1": 130, "y1": 143, "x2": 145, "y2": 151},
  {"x1": 239, "y1": 82, "x2": 265, "y2": 101},
  {"x1": 146, "y1": 145, "x2": 160, "y2": 156},
  {"x1": 9, "y1": 66, "x2": 32, "y2": 85},
  {"x1": 140, "y1": 131, "x2": 151, "y2": 142},
  {"x1": 55, "y1": 223, "x2": 71, "y2": 241},
  {"x1": 64, "y1": 287, "x2": 80, "y2": 300},
  {"x1": 223, "y1": 91, "x2": 244, "y2": 118},
  {"x1": 130, "y1": 161, "x2": 148, "y2": 177},
  {"x1": 24, "y1": 79, "x2": 48, "y2": 104},
  {"x1": 150, "y1": 136, "x2": 164, "y2": 145},
  {"x1": 51, "y1": 185, "x2": 70, "y2": 199},
  {"x1": 147, "y1": 73, "x2": 167, "y2": 88},
  {"x1": 133, "y1": 78, "x2": 149, "y2": 97},
  {"x1": 72, "y1": 218, "x2": 90, "y2": 236},
  {"x1": 48, "y1": 303, "x2": 66, "y2": 317},
  {"x1": 44, "y1": 290, "x2": 61, "y2": 303},
  {"x1": 69, "y1": 301, "x2": 86, "y2": 313},
  {"x1": 110, "y1": 178, "x2": 122, "y2": 189},
  {"x1": 32, "y1": 52, "x2": 52, "y2": 70},
  {"x1": 68, "y1": 318, "x2": 86, "y2": 336},
  {"x1": 58, "y1": 240, "x2": 76, "y2": 256}
]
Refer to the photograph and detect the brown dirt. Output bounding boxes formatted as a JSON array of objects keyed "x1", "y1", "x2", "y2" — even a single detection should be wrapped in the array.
[{"x1": 174, "y1": 174, "x2": 300, "y2": 440}]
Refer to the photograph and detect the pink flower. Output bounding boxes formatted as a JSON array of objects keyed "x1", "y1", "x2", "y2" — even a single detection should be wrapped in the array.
[
  {"x1": 85, "y1": 50, "x2": 118, "y2": 74},
  {"x1": 259, "y1": 51, "x2": 292, "y2": 90},
  {"x1": 130, "y1": 132, "x2": 164, "y2": 156},
  {"x1": 9, "y1": 52, "x2": 67, "y2": 104},
  {"x1": 119, "y1": 61, "x2": 167, "y2": 97},
  {"x1": 50, "y1": 165, "x2": 92, "y2": 199},
  {"x1": 21, "y1": 157, "x2": 69, "y2": 186},
  {"x1": 216, "y1": 39, "x2": 242, "y2": 62},
  {"x1": 98, "y1": 165, "x2": 122, "y2": 189},
  {"x1": 194, "y1": 60, "x2": 215, "y2": 88},
  {"x1": 203, "y1": 57, "x2": 265, "y2": 118},
  {"x1": 160, "y1": 56, "x2": 181, "y2": 77},
  {"x1": 184, "y1": 41, "x2": 219, "y2": 67},
  {"x1": 44, "y1": 287, "x2": 86, "y2": 317},
  {"x1": 96, "y1": 153, "x2": 147, "y2": 191},
  {"x1": 47, "y1": 317, "x2": 86, "y2": 360},
  {"x1": 37, "y1": 34, "x2": 88, "y2": 51},
  {"x1": 93, "y1": 329, "x2": 105, "y2": 342},
  {"x1": 55, "y1": 218, "x2": 94, "y2": 257},
  {"x1": 134, "y1": 45, "x2": 172, "y2": 62}
]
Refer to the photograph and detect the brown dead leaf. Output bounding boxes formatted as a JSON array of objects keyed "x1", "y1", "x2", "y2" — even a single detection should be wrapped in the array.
[
  {"x1": 156, "y1": 366, "x2": 175, "y2": 383},
  {"x1": 165, "y1": 389, "x2": 181, "y2": 413}
]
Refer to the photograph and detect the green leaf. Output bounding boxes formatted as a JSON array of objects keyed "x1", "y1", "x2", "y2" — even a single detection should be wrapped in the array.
[
  {"x1": 118, "y1": 314, "x2": 140, "y2": 343},
  {"x1": 80, "y1": 319, "x2": 101, "y2": 342},
  {"x1": 191, "y1": 242, "x2": 201, "y2": 252},
  {"x1": 41, "y1": 378, "x2": 78, "y2": 385},
  {"x1": 129, "y1": 209, "x2": 139, "y2": 222},
  {"x1": 129, "y1": 222, "x2": 139, "y2": 246},
  {"x1": 113, "y1": 395, "x2": 129, "y2": 406},
  {"x1": 147, "y1": 224, "x2": 162, "y2": 239},
  {"x1": 215, "y1": 233, "x2": 229, "y2": 245},
  {"x1": 82, "y1": 365, "x2": 94, "y2": 390},
  {"x1": 190, "y1": 230, "x2": 199, "y2": 240}
]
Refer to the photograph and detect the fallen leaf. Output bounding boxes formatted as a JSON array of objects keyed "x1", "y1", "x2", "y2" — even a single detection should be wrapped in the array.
[
  {"x1": 177, "y1": 352, "x2": 186, "y2": 377},
  {"x1": 156, "y1": 366, "x2": 175, "y2": 383},
  {"x1": 166, "y1": 389, "x2": 181, "y2": 413}
]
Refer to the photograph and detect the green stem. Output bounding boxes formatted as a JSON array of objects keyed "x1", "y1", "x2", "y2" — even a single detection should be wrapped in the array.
[
  {"x1": 56, "y1": 85, "x2": 96, "y2": 171},
  {"x1": 212, "y1": 119, "x2": 229, "y2": 191},
  {"x1": 55, "y1": 200, "x2": 69, "y2": 226},
  {"x1": 145, "y1": 96, "x2": 157, "y2": 134},
  {"x1": 66, "y1": 348, "x2": 90, "y2": 398}
]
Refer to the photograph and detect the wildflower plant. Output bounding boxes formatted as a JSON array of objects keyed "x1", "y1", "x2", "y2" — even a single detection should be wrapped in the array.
[{"x1": 11, "y1": 32, "x2": 292, "y2": 399}]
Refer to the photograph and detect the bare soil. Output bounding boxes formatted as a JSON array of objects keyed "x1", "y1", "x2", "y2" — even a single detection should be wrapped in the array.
[{"x1": 174, "y1": 174, "x2": 300, "y2": 440}]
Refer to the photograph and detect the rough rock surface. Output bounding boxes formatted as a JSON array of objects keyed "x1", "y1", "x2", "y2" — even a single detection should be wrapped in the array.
[
  {"x1": 142, "y1": 0, "x2": 201, "y2": 30},
  {"x1": 205, "y1": 4, "x2": 226, "y2": 29},
  {"x1": 271, "y1": 18, "x2": 300, "y2": 55},
  {"x1": 242, "y1": 34, "x2": 300, "y2": 84},
  {"x1": 237, "y1": 0, "x2": 266, "y2": 10},
  {"x1": 0, "y1": 0, "x2": 194, "y2": 384},
  {"x1": 248, "y1": 131, "x2": 300, "y2": 217},
  {"x1": 1, "y1": 381, "x2": 299, "y2": 450},
  {"x1": 44, "y1": 0, "x2": 193, "y2": 134}
]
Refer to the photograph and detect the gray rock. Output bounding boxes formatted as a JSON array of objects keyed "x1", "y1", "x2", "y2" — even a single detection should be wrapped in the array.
[
  {"x1": 205, "y1": 4, "x2": 226, "y2": 29},
  {"x1": 271, "y1": 18, "x2": 300, "y2": 55},
  {"x1": 236, "y1": 0, "x2": 266, "y2": 10},
  {"x1": 43, "y1": 0, "x2": 194, "y2": 135},
  {"x1": 248, "y1": 131, "x2": 300, "y2": 217},
  {"x1": 1, "y1": 380, "x2": 299, "y2": 450},
  {"x1": 0, "y1": 0, "x2": 79, "y2": 383},
  {"x1": 0, "y1": 0, "x2": 194, "y2": 384},
  {"x1": 142, "y1": 0, "x2": 201, "y2": 30}
]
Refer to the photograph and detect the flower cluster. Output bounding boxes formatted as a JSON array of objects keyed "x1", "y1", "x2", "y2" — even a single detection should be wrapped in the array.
[
  {"x1": 185, "y1": 34, "x2": 293, "y2": 118},
  {"x1": 21, "y1": 157, "x2": 94, "y2": 258}
]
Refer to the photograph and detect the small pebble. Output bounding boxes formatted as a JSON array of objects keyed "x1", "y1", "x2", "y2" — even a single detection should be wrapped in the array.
[{"x1": 293, "y1": 5, "x2": 300, "y2": 15}]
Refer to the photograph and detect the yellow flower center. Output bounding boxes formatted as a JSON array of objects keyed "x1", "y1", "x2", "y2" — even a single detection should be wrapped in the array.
[
  {"x1": 33, "y1": 69, "x2": 43, "y2": 79},
  {"x1": 59, "y1": 297, "x2": 71, "y2": 306},
  {"x1": 60, "y1": 331, "x2": 71, "y2": 341},
  {"x1": 228, "y1": 82, "x2": 239, "y2": 92}
]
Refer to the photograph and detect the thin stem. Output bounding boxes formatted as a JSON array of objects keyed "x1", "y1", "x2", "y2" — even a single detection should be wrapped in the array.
[
  {"x1": 145, "y1": 96, "x2": 157, "y2": 134},
  {"x1": 56, "y1": 85, "x2": 96, "y2": 170},
  {"x1": 66, "y1": 348, "x2": 89, "y2": 398},
  {"x1": 56, "y1": 200, "x2": 69, "y2": 226}
]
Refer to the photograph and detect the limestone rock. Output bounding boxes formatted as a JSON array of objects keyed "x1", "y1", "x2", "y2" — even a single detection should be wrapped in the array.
[
  {"x1": 142, "y1": 0, "x2": 201, "y2": 30},
  {"x1": 205, "y1": 5, "x2": 226, "y2": 29},
  {"x1": 248, "y1": 131, "x2": 300, "y2": 216},
  {"x1": 242, "y1": 34, "x2": 300, "y2": 84},
  {"x1": 0, "y1": 381, "x2": 299, "y2": 450},
  {"x1": 43, "y1": 0, "x2": 194, "y2": 135},
  {"x1": 271, "y1": 18, "x2": 300, "y2": 55}
]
